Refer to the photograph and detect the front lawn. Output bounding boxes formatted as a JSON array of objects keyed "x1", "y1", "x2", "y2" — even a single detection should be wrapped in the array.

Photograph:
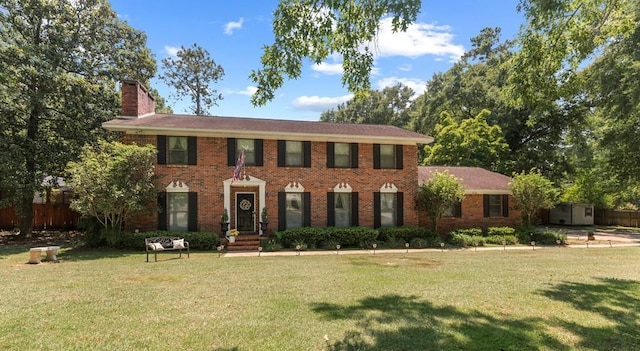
[{"x1": 1, "y1": 245, "x2": 638, "y2": 350}]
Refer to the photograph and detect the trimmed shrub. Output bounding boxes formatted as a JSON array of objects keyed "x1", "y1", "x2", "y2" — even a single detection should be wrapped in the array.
[
  {"x1": 450, "y1": 233, "x2": 485, "y2": 247},
  {"x1": 450, "y1": 228, "x2": 483, "y2": 237},
  {"x1": 377, "y1": 226, "x2": 439, "y2": 244},
  {"x1": 485, "y1": 235, "x2": 519, "y2": 245},
  {"x1": 279, "y1": 227, "x2": 378, "y2": 249},
  {"x1": 487, "y1": 226, "x2": 516, "y2": 236}
]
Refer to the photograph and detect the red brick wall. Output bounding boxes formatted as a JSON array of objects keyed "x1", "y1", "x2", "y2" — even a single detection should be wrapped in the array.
[
  {"x1": 418, "y1": 194, "x2": 523, "y2": 235},
  {"x1": 122, "y1": 135, "x2": 421, "y2": 233}
]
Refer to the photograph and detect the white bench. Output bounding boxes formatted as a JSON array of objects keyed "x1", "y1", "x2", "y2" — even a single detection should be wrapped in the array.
[{"x1": 29, "y1": 246, "x2": 61, "y2": 264}]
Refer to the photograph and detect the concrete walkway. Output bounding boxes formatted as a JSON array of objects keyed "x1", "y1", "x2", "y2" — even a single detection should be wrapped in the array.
[{"x1": 224, "y1": 241, "x2": 640, "y2": 258}]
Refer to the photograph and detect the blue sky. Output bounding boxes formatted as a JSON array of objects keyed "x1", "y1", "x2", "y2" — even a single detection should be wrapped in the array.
[{"x1": 110, "y1": 1, "x2": 524, "y2": 121}]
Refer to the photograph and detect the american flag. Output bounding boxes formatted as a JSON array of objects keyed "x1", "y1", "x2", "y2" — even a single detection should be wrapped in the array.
[{"x1": 232, "y1": 150, "x2": 245, "y2": 182}]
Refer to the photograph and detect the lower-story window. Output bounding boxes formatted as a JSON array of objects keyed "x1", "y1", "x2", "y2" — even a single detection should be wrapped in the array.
[
  {"x1": 380, "y1": 193, "x2": 396, "y2": 227},
  {"x1": 334, "y1": 193, "x2": 351, "y2": 227},
  {"x1": 373, "y1": 191, "x2": 404, "y2": 228},
  {"x1": 168, "y1": 193, "x2": 189, "y2": 231},
  {"x1": 286, "y1": 193, "x2": 303, "y2": 228},
  {"x1": 278, "y1": 190, "x2": 311, "y2": 230}
]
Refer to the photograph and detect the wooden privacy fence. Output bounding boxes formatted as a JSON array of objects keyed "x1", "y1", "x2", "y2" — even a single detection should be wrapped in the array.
[
  {"x1": 594, "y1": 209, "x2": 640, "y2": 227},
  {"x1": 0, "y1": 204, "x2": 81, "y2": 230}
]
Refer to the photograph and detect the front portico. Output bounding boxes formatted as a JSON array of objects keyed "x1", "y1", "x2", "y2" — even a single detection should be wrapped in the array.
[{"x1": 222, "y1": 175, "x2": 266, "y2": 235}]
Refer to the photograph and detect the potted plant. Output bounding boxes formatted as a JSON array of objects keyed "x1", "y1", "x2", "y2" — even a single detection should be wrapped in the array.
[
  {"x1": 260, "y1": 207, "x2": 269, "y2": 232},
  {"x1": 220, "y1": 208, "x2": 229, "y2": 235},
  {"x1": 227, "y1": 228, "x2": 239, "y2": 243}
]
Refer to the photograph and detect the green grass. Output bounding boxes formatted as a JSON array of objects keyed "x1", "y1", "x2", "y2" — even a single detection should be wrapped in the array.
[{"x1": 1, "y1": 245, "x2": 639, "y2": 350}]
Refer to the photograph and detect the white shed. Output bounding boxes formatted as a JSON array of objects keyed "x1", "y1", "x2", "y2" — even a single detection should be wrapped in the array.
[{"x1": 549, "y1": 203, "x2": 594, "y2": 225}]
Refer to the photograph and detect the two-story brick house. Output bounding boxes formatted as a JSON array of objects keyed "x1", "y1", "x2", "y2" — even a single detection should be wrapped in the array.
[{"x1": 103, "y1": 81, "x2": 434, "y2": 234}]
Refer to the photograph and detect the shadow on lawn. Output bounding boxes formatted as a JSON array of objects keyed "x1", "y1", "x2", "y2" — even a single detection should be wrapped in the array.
[
  {"x1": 312, "y1": 294, "x2": 566, "y2": 350},
  {"x1": 312, "y1": 278, "x2": 640, "y2": 351},
  {"x1": 539, "y1": 277, "x2": 640, "y2": 350}
]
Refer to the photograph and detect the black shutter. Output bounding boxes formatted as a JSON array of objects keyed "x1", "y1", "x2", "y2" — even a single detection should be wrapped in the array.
[
  {"x1": 395, "y1": 145, "x2": 403, "y2": 169},
  {"x1": 327, "y1": 192, "x2": 335, "y2": 226},
  {"x1": 187, "y1": 136, "x2": 197, "y2": 165},
  {"x1": 255, "y1": 139, "x2": 264, "y2": 166},
  {"x1": 502, "y1": 195, "x2": 509, "y2": 217},
  {"x1": 157, "y1": 192, "x2": 167, "y2": 231},
  {"x1": 157, "y1": 136, "x2": 167, "y2": 165},
  {"x1": 188, "y1": 192, "x2": 198, "y2": 231},
  {"x1": 303, "y1": 141, "x2": 311, "y2": 167},
  {"x1": 278, "y1": 192, "x2": 286, "y2": 231},
  {"x1": 350, "y1": 143, "x2": 359, "y2": 168},
  {"x1": 454, "y1": 201, "x2": 462, "y2": 218},
  {"x1": 483, "y1": 195, "x2": 490, "y2": 217},
  {"x1": 327, "y1": 142, "x2": 335, "y2": 168},
  {"x1": 373, "y1": 192, "x2": 381, "y2": 228},
  {"x1": 277, "y1": 140, "x2": 285, "y2": 167},
  {"x1": 373, "y1": 144, "x2": 381, "y2": 169},
  {"x1": 227, "y1": 138, "x2": 237, "y2": 166},
  {"x1": 397, "y1": 192, "x2": 404, "y2": 226},
  {"x1": 351, "y1": 192, "x2": 359, "y2": 226},
  {"x1": 303, "y1": 192, "x2": 311, "y2": 227}
]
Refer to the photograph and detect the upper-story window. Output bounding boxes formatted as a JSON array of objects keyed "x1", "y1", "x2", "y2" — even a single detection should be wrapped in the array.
[
  {"x1": 169, "y1": 137, "x2": 188, "y2": 164},
  {"x1": 374, "y1": 144, "x2": 403, "y2": 169},
  {"x1": 157, "y1": 136, "x2": 197, "y2": 165},
  {"x1": 327, "y1": 142, "x2": 358, "y2": 168},
  {"x1": 227, "y1": 138, "x2": 263, "y2": 167},
  {"x1": 278, "y1": 140, "x2": 311, "y2": 167}
]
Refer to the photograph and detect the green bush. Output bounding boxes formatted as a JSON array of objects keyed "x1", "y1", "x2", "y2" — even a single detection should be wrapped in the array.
[
  {"x1": 450, "y1": 233, "x2": 485, "y2": 247},
  {"x1": 450, "y1": 228, "x2": 483, "y2": 237},
  {"x1": 485, "y1": 235, "x2": 519, "y2": 245},
  {"x1": 377, "y1": 226, "x2": 439, "y2": 243},
  {"x1": 279, "y1": 227, "x2": 377, "y2": 249},
  {"x1": 487, "y1": 226, "x2": 516, "y2": 236}
]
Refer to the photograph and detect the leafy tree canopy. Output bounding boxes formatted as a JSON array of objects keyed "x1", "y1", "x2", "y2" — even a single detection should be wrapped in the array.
[
  {"x1": 416, "y1": 171, "x2": 465, "y2": 232},
  {"x1": 66, "y1": 140, "x2": 157, "y2": 233},
  {"x1": 160, "y1": 43, "x2": 225, "y2": 115},
  {"x1": 320, "y1": 84, "x2": 414, "y2": 128},
  {"x1": 510, "y1": 170, "x2": 560, "y2": 226},
  {"x1": 250, "y1": 0, "x2": 421, "y2": 106},
  {"x1": 423, "y1": 110, "x2": 511, "y2": 174},
  {"x1": 0, "y1": 0, "x2": 156, "y2": 236}
]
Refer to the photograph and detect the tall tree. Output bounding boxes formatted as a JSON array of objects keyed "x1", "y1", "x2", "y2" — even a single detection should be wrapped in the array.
[
  {"x1": 250, "y1": 0, "x2": 421, "y2": 106},
  {"x1": 410, "y1": 27, "x2": 577, "y2": 181},
  {"x1": 320, "y1": 84, "x2": 414, "y2": 128},
  {"x1": 0, "y1": 0, "x2": 155, "y2": 237},
  {"x1": 160, "y1": 43, "x2": 225, "y2": 115},
  {"x1": 416, "y1": 171, "x2": 465, "y2": 233},
  {"x1": 66, "y1": 140, "x2": 157, "y2": 237},
  {"x1": 422, "y1": 110, "x2": 511, "y2": 174}
]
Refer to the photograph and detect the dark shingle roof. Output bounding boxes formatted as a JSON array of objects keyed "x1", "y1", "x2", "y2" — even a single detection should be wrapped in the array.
[
  {"x1": 418, "y1": 166, "x2": 512, "y2": 194},
  {"x1": 102, "y1": 113, "x2": 433, "y2": 145}
]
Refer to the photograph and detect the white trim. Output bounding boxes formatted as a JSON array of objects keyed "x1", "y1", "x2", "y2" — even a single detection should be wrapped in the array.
[
  {"x1": 223, "y1": 175, "x2": 266, "y2": 235},
  {"x1": 379, "y1": 183, "x2": 398, "y2": 193},
  {"x1": 333, "y1": 182, "x2": 352, "y2": 193},
  {"x1": 166, "y1": 180, "x2": 189, "y2": 192},
  {"x1": 285, "y1": 182, "x2": 305, "y2": 192}
]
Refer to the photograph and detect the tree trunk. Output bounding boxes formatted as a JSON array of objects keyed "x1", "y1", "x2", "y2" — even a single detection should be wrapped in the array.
[{"x1": 19, "y1": 196, "x2": 34, "y2": 238}]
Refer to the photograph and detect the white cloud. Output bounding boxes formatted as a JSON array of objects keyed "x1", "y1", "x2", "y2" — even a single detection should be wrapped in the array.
[
  {"x1": 398, "y1": 64, "x2": 412, "y2": 72},
  {"x1": 292, "y1": 94, "x2": 353, "y2": 112},
  {"x1": 164, "y1": 45, "x2": 179, "y2": 57},
  {"x1": 371, "y1": 17, "x2": 465, "y2": 61},
  {"x1": 224, "y1": 18, "x2": 244, "y2": 35},
  {"x1": 376, "y1": 77, "x2": 427, "y2": 97},
  {"x1": 312, "y1": 62, "x2": 343, "y2": 75},
  {"x1": 235, "y1": 86, "x2": 258, "y2": 96}
]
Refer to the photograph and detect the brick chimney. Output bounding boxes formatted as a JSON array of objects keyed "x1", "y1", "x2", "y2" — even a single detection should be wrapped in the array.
[{"x1": 121, "y1": 80, "x2": 156, "y2": 118}]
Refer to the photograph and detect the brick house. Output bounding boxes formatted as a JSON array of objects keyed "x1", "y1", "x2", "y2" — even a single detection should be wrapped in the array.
[
  {"x1": 103, "y1": 81, "x2": 434, "y2": 234},
  {"x1": 418, "y1": 166, "x2": 522, "y2": 234}
]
